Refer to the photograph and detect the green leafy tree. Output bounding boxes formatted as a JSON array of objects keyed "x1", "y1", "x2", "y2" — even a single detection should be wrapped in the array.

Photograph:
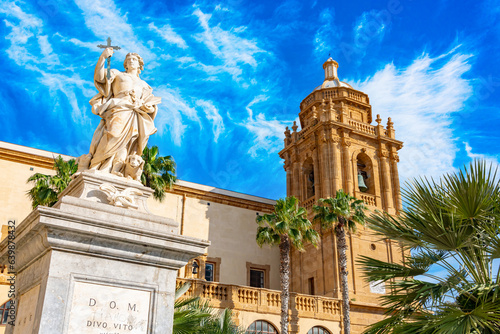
[
  {"x1": 256, "y1": 196, "x2": 320, "y2": 334},
  {"x1": 174, "y1": 282, "x2": 244, "y2": 334},
  {"x1": 27, "y1": 155, "x2": 78, "y2": 209},
  {"x1": 141, "y1": 145, "x2": 177, "y2": 201},
  {"x1": 313, "y1": 190, "x2": 367, "y2": 334},
  {"x1": 358, "y1": 161, "x2": 500, "y2": 334}
]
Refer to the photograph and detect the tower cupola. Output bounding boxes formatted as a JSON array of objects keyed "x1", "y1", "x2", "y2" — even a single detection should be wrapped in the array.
[
  {"x1": 316, "y1": 58, "x2": 352, "y2": 91},
  {"x1": 323, "y1": 57, "x2": 339, "y2": 80}
]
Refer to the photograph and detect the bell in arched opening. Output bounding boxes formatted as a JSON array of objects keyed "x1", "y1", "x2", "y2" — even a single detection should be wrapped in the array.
[{"x1": 358, "y1": 172, "x2": 368, "y2": 192}]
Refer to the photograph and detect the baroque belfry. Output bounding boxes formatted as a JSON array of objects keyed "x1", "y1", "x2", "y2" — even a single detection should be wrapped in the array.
[{"x1": 279, "y1": 58, "x2": 404, "y2": 330}]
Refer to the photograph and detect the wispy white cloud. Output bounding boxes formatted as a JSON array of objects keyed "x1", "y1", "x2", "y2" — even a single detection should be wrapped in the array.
[
  {"x1": 0, "y1": 1, "x2": 90, "y2": 125},
  {"x1": 353, "y1": 10, "x2": 389, "y2": 48},
  {"x1": 154, "y1": 87, "x2": 200, "y2": 146},
  {"x1": 1, "y1": 1, "x2": 43, "y2": 67},
  {"x1": 354, "y1": 47, "x2": 474, "y2": 182},
  {"x1": 39, "y1": 72, "x2": 93, "y2": 124},
  {"x1": 148, "y1": 22, "x2": 188, "y2": 49},
  {"x1": 37, "y1": 35, "x2": 60, "y2": 65},
  {"x1": 340, "y1": 9, "x2": 393, "y2": 62},
  {"x1": 196, "y1": 100, "x2": 225, "y2": 143},
  {"x1": 192, "y1": 7, "x2": 267, "y2": 81},
  {"x1": 464, "y1": 142, "x2": 499, "y2": 166},
  {"x1": 67, "y1": 37, "x2": 101, "y2": 50},
  {"x1": 241, "y1": 95, "x2": 290, "y2": 158},
  {"x1": 314, "y1": 8, "x2": 340, "y2": 60},
  {"x1": 73, "y1": 0, "x2": 153, "y2": 60},
  {"x1": 273, "y1": 0, "x2": 302, "y2": 19}
]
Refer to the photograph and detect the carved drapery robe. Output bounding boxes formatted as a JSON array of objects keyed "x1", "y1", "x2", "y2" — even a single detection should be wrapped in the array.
[{"x1": 88, "y1": 70, "x2": 161, "y2": 171}]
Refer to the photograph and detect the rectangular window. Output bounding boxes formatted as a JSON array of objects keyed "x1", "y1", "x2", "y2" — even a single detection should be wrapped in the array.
[
  {"x1": 308, "y1": 277, "x2": 315, "y2": 295},
  {"x1": 250, "y1": 269, "x2": 265, "y2": 288},
  {"x1": 205, "y1": 263, "x2": 214, "y2": 282}
]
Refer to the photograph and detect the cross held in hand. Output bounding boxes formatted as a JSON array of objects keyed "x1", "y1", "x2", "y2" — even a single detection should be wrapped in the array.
[{"x1": 97, "y1": 37, "x2": 121, "y2": 79}]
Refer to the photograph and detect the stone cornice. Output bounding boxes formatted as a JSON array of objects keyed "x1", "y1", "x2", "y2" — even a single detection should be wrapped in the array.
[
  {"x1": 169, "y1": 184, "x2": 275, "y2": 213},
  {"x1": 0, "y1": 199, "x2": 210, "y2": 272},
  {"x1": 0, "y1": 143, "x2": 275, "y2": 213},
  {"x1": 0, "y1": 147, "x2": 55, "y2": 169}
]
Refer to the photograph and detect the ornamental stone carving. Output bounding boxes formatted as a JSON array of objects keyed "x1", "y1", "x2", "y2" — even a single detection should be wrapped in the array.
[
  {"x1": 77, "y1": 45, "x2": 161, "y2": 181},
  {"x1": 379, "y1": 149, "x2": 390, "y2": 158}
]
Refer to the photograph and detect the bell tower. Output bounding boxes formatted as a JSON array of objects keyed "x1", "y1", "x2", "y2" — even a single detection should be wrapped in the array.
[
  {"x1": 280, "y1": 58, "x2": 403, "y2": 214},
  {"x1": 279, "y1": 59, "x2": 404, "y2": 325}
]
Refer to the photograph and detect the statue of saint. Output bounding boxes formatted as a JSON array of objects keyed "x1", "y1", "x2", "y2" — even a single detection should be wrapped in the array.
[{"x1": 79, "y1": 47, "x2": 161, "y2": 177}]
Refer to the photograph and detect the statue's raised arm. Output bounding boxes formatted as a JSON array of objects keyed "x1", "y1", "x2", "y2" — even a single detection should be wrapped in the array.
[
  {"x1": 95, "y1": 48, "x2": 114, "y2": 84},
  {"x1": 77, "y1": 48, "x2": 162, "y2": 181}
]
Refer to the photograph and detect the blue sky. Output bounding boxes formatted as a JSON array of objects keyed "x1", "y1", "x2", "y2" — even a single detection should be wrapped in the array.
[{"x1": 1, "y1": 0, "x2": 499, "y2": 200}]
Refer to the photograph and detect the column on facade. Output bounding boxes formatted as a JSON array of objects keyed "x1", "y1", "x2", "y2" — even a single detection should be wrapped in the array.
[
  {"x1": 312, "y1": 148, "x2": 321, "y2": 200},
  {"x1": 390, "y1": 151, "x2": 402, "y2": 213},
  {"x1": 302, "y1": 166, "x2": 308, "y2": 201},
  {"x1": 286, "y1": 167, "x2": 292, "y2": 197},
  {"x1": 341, "y1": 137, "x2": 353, "y2": 195},
  {"x1": 330, "y1": 130, "x2": 342, "y2": 194},
  {"x1": 318, "y1": 128, "x2": 331, "y2": 198},
  {"x1": 292, "y1": 160, "x2": 300, "y2": 199},
  {"x1": 379, "y1": 149, "x2": 394, "y2": 212}
]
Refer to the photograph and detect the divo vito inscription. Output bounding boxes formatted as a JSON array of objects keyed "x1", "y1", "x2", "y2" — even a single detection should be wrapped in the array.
[{"x1": 67, "y1": 282, "x2": 152, "y2": 334}]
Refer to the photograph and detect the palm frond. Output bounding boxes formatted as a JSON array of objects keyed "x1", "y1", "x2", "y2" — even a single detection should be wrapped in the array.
[{"x1": 361, "y1": 160, "x2": 500, "y2": 333}]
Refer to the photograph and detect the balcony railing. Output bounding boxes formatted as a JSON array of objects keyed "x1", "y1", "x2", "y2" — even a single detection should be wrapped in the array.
[
  {"x1": 359, "y1": 193, "x2": 376, "y2": 207},
  {"x1": 300, "y1": 88, "x2": 368, "y2": 109},
  {"x1": 302, "y1": 197, "x2": 316, "y2": 213},
  {"x1": 348, "y1": 119, "x2": 376, "y2": 135},
  {"x1": 176, "y1": 278, "x2": 341, "y2": 321}
]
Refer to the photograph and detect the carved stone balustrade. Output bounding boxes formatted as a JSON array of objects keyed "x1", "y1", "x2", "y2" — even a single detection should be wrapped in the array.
[{"x1": 176, "y1": 278, "x2": 342, "y2": 322}]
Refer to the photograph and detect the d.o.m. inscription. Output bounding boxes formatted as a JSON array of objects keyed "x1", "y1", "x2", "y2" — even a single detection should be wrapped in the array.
[{"x1": 67, "y1": 281, "x2": 151, "y2": 333}]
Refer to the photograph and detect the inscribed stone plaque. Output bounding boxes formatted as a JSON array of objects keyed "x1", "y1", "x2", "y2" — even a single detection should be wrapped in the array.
[
  {"x1": 369, "y1": 280, "x2": 386, "y2": 294},
  {"x1": 14, "y1": 284, "x2": 40, "y2": 334},
  {"x1": 67, "y1": 281, "x2": 151, "y2": 334}
]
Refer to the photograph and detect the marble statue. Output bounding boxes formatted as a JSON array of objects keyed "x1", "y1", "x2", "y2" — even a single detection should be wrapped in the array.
[
  {"x1": 123, "y1": 154, "x2": 145, "y2": 181},
  {"x1": 78, "y1": 44, "x2": 161, "y2": 179}
]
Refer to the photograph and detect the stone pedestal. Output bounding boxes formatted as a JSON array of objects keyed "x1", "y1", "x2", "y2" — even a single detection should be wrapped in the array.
[{"x1": 0, "y1": 171, "x2": 209, "y2": 334}]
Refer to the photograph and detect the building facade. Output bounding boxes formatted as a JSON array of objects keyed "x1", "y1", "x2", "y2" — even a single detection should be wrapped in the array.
[{"x1": 0, "y1": 59, "x2": 404, "y2": 334}]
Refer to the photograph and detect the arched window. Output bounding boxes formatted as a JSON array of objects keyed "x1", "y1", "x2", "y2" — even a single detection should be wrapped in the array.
[
  {"x1": 246, "y1": 320, "x2": 278, "y2": 333},
  {"x1": 0, "y1": 300, "x2": 12, "y2": 325},
  {"x1": 356, "y1": 152, "x2": 374, "y2": 195},
  {"x1": 307, "y1": 326, "x2": 331, "y2": 334},
  {"x1": 303, "y1": 158, "x2": 315, "y2": 199}
]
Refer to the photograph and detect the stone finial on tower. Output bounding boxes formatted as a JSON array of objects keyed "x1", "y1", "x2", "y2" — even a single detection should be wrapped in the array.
[
  {"x1": 386, "y1": 117, "x2": 395, "y2": 138},
  {"x1": 323, "y1": 57, "x2": 339, "y2": 81},
  {"x1": 375, "y1": 114, "x2": 384, "y2": 137},
  {"x1": 291, "y1": 121, "x2": 299, "y2": 142},
  {"x1": 284, "y1": 126, "x2": 291, "y2": 146},
  {"x1": 387, "y1": 117, "x2": 394, "y2": 129}
]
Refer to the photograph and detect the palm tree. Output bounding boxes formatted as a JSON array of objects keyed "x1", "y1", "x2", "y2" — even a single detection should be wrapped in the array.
[
  {"x1": 313, "y1": 190, "x2": 367, "y2": 334},
  {"x1": 174, "y1": 282, "x2": 244, "y2": 334},
  {"x1": 141, "y1": 145, "x2": 177, "y2": 201},
  {"x1": 256, "y1": 196, "x2": 320, "y2": 334},
  {"x1": 174, "y1": 282, "x2": 210, "y2": 334},
  {"x1": 358, "y1": 161, "x2": 500, "y2": 334},
  {"x1": 202, "y1": 308, "x2": 244, "y2": 334},
  {"x1": 27, "y1": 155, "x2": 78, "y2": 209}
]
